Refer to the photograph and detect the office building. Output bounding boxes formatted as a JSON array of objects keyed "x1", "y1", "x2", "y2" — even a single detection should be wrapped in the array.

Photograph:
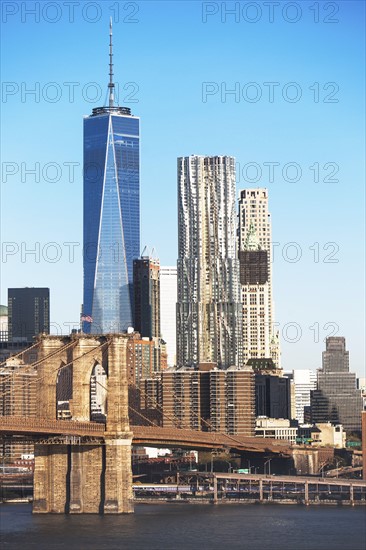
[
  {"x1": 238, "y1": 189, "x2": 280, "y2": 368},
  {"x1": 160, "y1": 266, "x2": 177, "y2": 367},
  {"x1": 0, "y1": 305, "x2": 8, "y2": 341},
  {"x1": 8, "y1": 288, "x2": 49, "y2": 343},
  {"x1": 161, "y1": 367, "x2": 255, "y2": 436},
  {"x1": 177, "y1": 155, "x2": 242, "y2": 369},
  {"x1": 255, "y1": 374, "x2": 291, "y2": 419},
  {"x1": 291, "y1": 369, "x2": 317, "y2": 424},
  {"x1": 162, "y1": 368, "x2": 203, "y2": 431},
  {"x1": 209, "y1": 367, "x2": 255, "y2": 436},
  {"x1": 83, "y1": 22, "x2": 140, "y2": 334},
  {"x1": 133, "y1": 251, "x2": 160, "y2": 341},
  {"x1": 311, "y1": 337, "x2": 363, "y2": 433}
]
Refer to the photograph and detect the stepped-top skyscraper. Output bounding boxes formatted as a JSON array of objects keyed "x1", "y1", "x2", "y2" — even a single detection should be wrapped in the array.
[
  {"x1": 311, "y1": 337, "x2": 363, "y2": 433},
  {"x1": 83, "y1": 21, "x2": 140, "y2": 333},
  {"x1": 177, "y1": 155, "x2": 242, "y2": 369}
]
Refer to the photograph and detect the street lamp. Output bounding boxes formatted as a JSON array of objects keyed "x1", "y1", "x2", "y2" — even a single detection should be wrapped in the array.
[
  {"x1": 264, "y1": 458, "x2": 272, "y2": 475},
  {"x1": 319, "y1": 463, "x2": 327, "y2": 478},
  {"x1": 225, "y1": 461, "x2": 232, "y2": 474},
  {"x1": 335, "y1": 459, "x2": 341, "y2": 479}
]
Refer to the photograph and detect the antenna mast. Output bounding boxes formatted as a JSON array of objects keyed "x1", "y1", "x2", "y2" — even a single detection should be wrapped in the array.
[{"x1": 108, "y1": 18, "x2": 115, "y2": 107}]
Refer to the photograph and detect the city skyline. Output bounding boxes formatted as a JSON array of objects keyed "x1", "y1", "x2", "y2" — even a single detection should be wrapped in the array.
[{"x1": 1, "y1": 2, "x2": 364, "y2": 375}]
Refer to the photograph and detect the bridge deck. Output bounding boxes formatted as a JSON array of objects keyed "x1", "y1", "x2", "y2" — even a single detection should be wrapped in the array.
[
  {"x1": 0, "y1": 416, "x2": 105, "y2": 437},
  {"x1": 0, "y1": 417, "x2": 292, "y2": 455}
]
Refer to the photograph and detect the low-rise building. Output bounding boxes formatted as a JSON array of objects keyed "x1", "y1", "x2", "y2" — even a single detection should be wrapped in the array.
[
  {"x1": 310, "y1": 422, "x2": 346, "y2": 448},
  {"x1": 255, "y1": 417, "x2": 297, "y2": 443}
]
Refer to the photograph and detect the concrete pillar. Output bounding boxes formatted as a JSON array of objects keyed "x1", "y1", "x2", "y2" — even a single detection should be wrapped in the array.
[
  {"x1": 350, "y1": 484, "x2": 354, "y2": 506},
  {"x1": 259, "y1": 479, "x2": 263, "y2": 502},
  {"x1": 304, "y1": 480, "x2": 309, "y2": 505},
  {"x1": 213, "y1": 475, "x2": 218, "y2": 504}
]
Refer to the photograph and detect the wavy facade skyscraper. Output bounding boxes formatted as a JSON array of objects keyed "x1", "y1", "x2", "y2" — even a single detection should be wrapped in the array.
[
  {"x1": 177, "y1": 155, "x2": 242, "y2": 369},
  {"x1": 83, "y1": 22, "x2": 140, "y2": 333}
]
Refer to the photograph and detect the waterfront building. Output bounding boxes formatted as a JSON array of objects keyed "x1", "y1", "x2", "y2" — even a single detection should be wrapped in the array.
[
  {"x1": 8, "y1": 288, "x2": 49, "y2": 343},
  {"x1": 83, "y1": 22, "x2": 140, "y2": 333},
  {"x1": 238, "y1": 189, "x2": 280, "y2": 368},
  {"x1": 160, "y1": 266, "x2": 177, "y2": 367},
  {"x1": 311, "y1": 337, "x2": 363, "y2": 433},
  {"x1": 177, "y1": 155, "x2": 242, "y2": 369}
]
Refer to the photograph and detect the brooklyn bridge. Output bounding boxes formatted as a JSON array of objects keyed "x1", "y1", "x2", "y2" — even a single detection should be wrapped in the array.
[{"x1": 0, "y1": 334, "x2": 292, "y2": 514}]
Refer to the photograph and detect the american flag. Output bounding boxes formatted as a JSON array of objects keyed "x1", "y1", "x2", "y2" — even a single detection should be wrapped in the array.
[{"x1": 81, "y1": 315, "x2": 93, "y2": 323}]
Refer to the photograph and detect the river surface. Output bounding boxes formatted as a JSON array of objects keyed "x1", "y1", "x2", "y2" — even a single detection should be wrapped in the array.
[{"x1": 0, "y1": 503, "x2": 365, "y2": 550}]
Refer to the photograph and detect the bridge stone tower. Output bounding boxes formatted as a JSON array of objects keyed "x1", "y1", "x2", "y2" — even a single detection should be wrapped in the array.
[{"x1": 33, "y1": 334, "x2": 133, "y2": 514}]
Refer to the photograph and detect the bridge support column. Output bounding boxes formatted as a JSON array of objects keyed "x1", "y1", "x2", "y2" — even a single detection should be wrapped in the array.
[
  {"x1": 33, "y1": 444, "x2": 68, "y2": 514},
  {"x1": 259, "y1": 479, "x2": 264, "y2": 502},
  {"x1": 213, "y1": 475, "x2": 218, "y2": 504},
  {"x1": 304, "y1": 481, "x2": 309, "y2": 505},
  {"x1": 104, "y1": 436, "x2": 133, "y2": 514},
  {"x1": 33, "y1": 445, "x2": 49, "y2": 513}
]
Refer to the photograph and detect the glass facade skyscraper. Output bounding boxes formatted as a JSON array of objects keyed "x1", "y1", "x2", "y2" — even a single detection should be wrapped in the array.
[{"x1": 83, "y1": 24, "x2": 140, "y2": 333}]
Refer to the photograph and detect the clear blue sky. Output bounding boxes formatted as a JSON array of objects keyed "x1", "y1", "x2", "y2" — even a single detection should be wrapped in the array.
[{"x1": 1, "y1": 1, "x2": 365, "y2": 376}]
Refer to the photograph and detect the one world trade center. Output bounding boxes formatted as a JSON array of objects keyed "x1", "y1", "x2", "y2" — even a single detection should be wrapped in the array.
[{"x1": 83, "y1": 21, "x2": 140, "y2": 333}]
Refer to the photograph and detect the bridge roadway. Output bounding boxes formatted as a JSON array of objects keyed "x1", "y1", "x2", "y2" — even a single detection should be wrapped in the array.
[
  {"x1": 213, "y1": 472, "x2": 366, "y2": 487},
  {"x1": 0, "y1": 416, "x2": 292, "y2": 455}
]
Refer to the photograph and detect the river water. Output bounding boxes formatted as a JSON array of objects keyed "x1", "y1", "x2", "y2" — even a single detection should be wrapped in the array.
[{"x1": 1, "y1": 503, "x2": 365, "y2": 549}]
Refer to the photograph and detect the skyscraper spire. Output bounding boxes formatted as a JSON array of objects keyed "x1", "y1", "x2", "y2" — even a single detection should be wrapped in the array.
[{"x1": 108, "y1": 17, "x2": 115, "y2": 108}]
